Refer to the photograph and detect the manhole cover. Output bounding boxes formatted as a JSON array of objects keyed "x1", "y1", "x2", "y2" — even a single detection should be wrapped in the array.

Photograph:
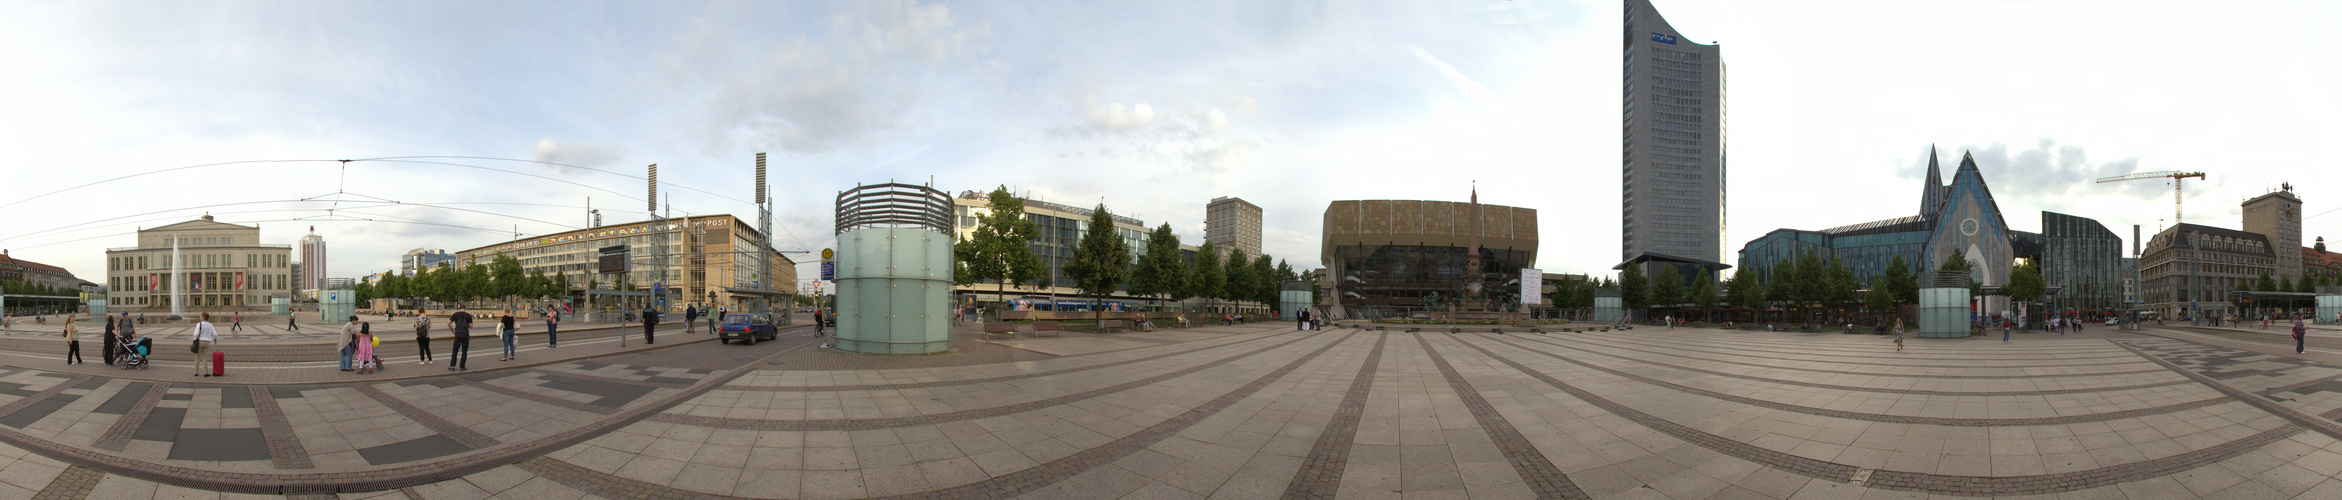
[{"x1": 735, "y1": 358, "x2": 757, "y2": 362}]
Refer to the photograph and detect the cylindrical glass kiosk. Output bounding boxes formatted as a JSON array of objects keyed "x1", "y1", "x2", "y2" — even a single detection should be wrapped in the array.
[{"x1": 831, "y1": 183, "x2": 957, "y2": 354}]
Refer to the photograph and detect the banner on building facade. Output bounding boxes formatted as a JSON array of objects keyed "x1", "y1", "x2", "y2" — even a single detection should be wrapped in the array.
[
  {"x1": 236, "y1": 272, "x2": 245, "y2": 290},
  {"x1": 193, "y1": 274, "x2": 203, "y2": 291},
  {"x1": 150, "y1": 274, "x2": 159, "y2": 292},
  {"x1": 1521, "y1": 269, "x2": 1542, "y2": 304}
]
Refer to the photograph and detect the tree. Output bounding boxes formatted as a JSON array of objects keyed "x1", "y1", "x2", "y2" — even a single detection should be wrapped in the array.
[
  {"x1": 2258, "y1": 272, "x2": 2276, "y2": 293},
  {"x1": 952, "y1": 186, "x2": 1047, "y2": 313},
  {"x1": 1126, "y1": 223, "x2": 1189, "y2": 309},
  {"x1": 527, "y1": 269, "x2": 553, "y2": 301},
  {"x1": 553, "y1": 272, "x2": 571, "y2": 304},
  {"x1": 1223, "y1": 248, "x2": 1253, "y2": 311},
  {"x1": 354, "y1": 281, "x2": 375, "y2": 306},
  {"x1": 1064, "y1": 203, "x2": 1133, "y2": 321},
  {"x1": 1689, "y1": 268, "x2": 1717, "y2": 320},
  {"x1": 1252, "y1": 254, "x2": 1278, "y2": 309},
  {"x1": 1765, "y1": 259, "x2": 1793, "y2": 304},
  {"x1": 1793, "y1": 251, "x2": 1828, "y2": 314},
  {"x1": 2238, "y1": 278, "x2": 2255, "y2": 293},
  {"x1": 1649, "y1": 265, "x2": 1682, "y2": 310},
  {"x1": 1881, "y1": 254, "x2": 1918, "y2": 306},
  {"x1": 490, "y1": 255, "x2": 525, "y2": 307},
  {"x1": 1190, "y1": 242, "x2": 1223, "y2": 312},
  {"x1": 464, "y1": 263, "x2": 492, "y2": 308},
  {"x1": 2004, "y1": 261, "x2": 2047, "y2": 307},
  {"x1": 1940, "y1": 249, "x2": 1972, "y2": 273},
  {"x1": 1619, "y1": 264, "x2": 1648, "y2": 318},
  {"x1": 1825, "y1": 258, "x2": 1859, "y2": 307},
  {"x1": 1865, "y1": 275, "x2": 1895, "y2": 313},
  {"x1": 2279, "y1": 275, "x2": 2296, "y2": 295}
]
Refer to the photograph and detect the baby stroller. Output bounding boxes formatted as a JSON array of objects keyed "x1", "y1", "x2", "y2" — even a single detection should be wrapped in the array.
[{"x1": 116, "y1": 336, "x2": 151, "y2": 370}]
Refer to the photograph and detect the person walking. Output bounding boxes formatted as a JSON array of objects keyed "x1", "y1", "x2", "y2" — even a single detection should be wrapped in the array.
[
  {"x1": 448, "y1": 309, "x2": 473, "y2": 371},
  {"x1": 287, "y1": 315, "x2": 298, "y2": 333},
  {"x1": 355, "y1": 322, "x2": 378, "y2": 374},
  {"x1": 116, "y1": 313, "x2": 136, "y2": 365},
  {"x1": 63, "y1": 315, "x2": 82, "y2": 365},
  {"x1": 232, "y1": 312, "x2": 242, "y2": 333},
  {"x1": 543, "y1": 307, "x2": 560, "y2": 348},
  {"x1": 192, "y1": 313, "x2": 218, "y2": 376},
  {"x1": 709, "y1": 306, "x2": 722, "y2": 333},
  {"x1": 1297, "y1": 308, "x2": 1309, "y2": 331},
  {"x1": 413, "y1": 310, "x2": 434, "y2": 365},
  {"x1": 498, "y1": 312, "x2": 518, "y2": 361},
  {"x1": 641, "y1": 305, "x2": 659, "y2": 344},
  {"x1": 1892, "y1": 317, "x2": 1906, "y2": 351},
  {"x1": 2002, "y1": 317, "x2": 2012, "y2": 342},
  {"x1": 684, "y1": 305, "x2": 699, "y2": 334},
  {"x1": 2295, "y1": 316, "x2": 2309, "y2": 354},
  {"x1": 102, "y1": 317, "x2": 118, "y2": 366},
  {"x1": 337, "y1": 316, "x2": 359, "y2": 371}
]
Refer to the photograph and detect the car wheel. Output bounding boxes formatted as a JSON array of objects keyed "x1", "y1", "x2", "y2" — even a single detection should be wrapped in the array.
[{"x1": 748, "y1": 335, "x2": 757, "y2": 345}]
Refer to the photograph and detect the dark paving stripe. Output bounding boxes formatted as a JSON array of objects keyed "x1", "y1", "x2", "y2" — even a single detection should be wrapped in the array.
[
  {"x1": 517, "y1": 456, "x2": 749, "y2": 500},
  {"x1": 1419, "y1": 335, "x2": 1586, "y2": 499},
  {"x1": 92, "y1": 382, "x2": 170, "y2": 451},
  {"x1": 218, "y1": 385, "x2": 253, "y2": 409},
  {"x1": 450, "y1": 377, "x2": 617, "y2": 415},
  {"x1": 527, "y1": 369, "x2": 692, "y2": 389},
  {"x1": 0, "y1": 375, "x2": 90, "y2": 429},
  {"x1": 167, "y1": 428, "x2": 270, "y2": 461},
  {"x1": 2114, "y1": 339, "x2": 2342, "y2": 446},
  {"x1": 879, "y1": 330, "x2": 1356, "y2": 499},
  {"x1": 1571, "y1": 334, "x2": 2149, "y2": 368},
  {"x1": 352, "y1": 384, "x2": 500, "y2": 449},
  {"x1": 29, "y1": 465, "x2": 101, "y2": 500},
  {"x1": 1461, "y1": 335, "x2": 2311, "y2": 496},
  {"x1": 1518, "y1": 336, "x2": 2192, "y2": 397},
  {"x1": 649, "y1": 330, "x2": 1334, "y2": 431},
  {"x1": 721, "y1": 330, "x2": 1291, "y2": 392},
  {"x1": 534, "y1": 375, "x2": 659, "y2": 408},
  {"x1": 250, "y1": 386, "x2": 314, "y2": 469},
  {"x1": 130, "y1": 407, "x2": 186, "y2": 442},
  {"x1": 1584, "y1": 331, "x2": 2136, "y2": 359},
  {"x1": 1558, "y1": 335, "x2": 2172, "y2": 380},
  {"x1": 1492, "y1": 335, "x2": 2232, "y2": 427},
  {"x1": 93, "y1": 382, "x2": 152, "y2": 414},
  {"x1": 1283, "y1": 332, "x2": 1387, "y2": 499},
  {"x1": 71, "y1": 377, "x2": 108, "y2": 390},
  {"x1": 357, "y1": 435, "x2": 472, "y2": 466}
]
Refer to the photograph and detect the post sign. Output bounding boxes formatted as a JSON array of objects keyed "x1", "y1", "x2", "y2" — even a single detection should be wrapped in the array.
[
  {"x1": 1521, "y1": 269, "x2": 1542, "y2": 304},
  {"x1": 654, "y1": 281, "x2": 666, "y2": 307},
  {"x1": 820, "y1": 261, "x2": 835, "y2": 281}
]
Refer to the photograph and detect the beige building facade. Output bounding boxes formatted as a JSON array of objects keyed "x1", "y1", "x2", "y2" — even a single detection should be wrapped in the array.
[
  {"x1": 2140, "y1": 223, "x2": 2275, "y2": 319},
  {"x1": 452, "y1": 214, "x2": 794, "y2": 312},
  {"x1": 2242, "y1": 187, "x2": 2303, "y2": 280},
  {"x1": 1205, "y1": 196, "x2": 1262, "y2": 258},
  {"x1": 104, "y1": 215, "x2": 293, "y2": 311}
]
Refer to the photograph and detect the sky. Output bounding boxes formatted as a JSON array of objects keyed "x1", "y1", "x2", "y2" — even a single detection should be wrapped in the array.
[{"x1": 4, "y1": 0, "x2": 2341, "y2": 291}]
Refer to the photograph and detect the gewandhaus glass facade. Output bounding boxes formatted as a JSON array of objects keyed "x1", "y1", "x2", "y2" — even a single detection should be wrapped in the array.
[{"x1": 1322, "y1": 199, "x2": 1537, "y2": 319}]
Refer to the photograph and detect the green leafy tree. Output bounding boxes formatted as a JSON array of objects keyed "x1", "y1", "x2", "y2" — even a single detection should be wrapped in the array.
[
  {"x1": 1125, "y1": 223, "x2": 1188, "y2": 309},
  {"x1": 1733, "y1": 268, "x2": 1767, "y2": 310},
  {"x1": 1882, "y1": 254, "x2": 1919, "y2": 305},
  {"x1": 2279, "y1": 275, "x2": 2295, "y2": 295},
  {"x1": 1765, "y1": 259, "x2": 1793, "y2": 304},
  {"x1": 464, "y1": 263, "x2": 492, "y2": 308},
  {"x1": 1222, "y1": 248, "x2": 1253, "y2": 311},
  {"x1": 527, "y1": 269, "x2": 553, "y2": 301},
  {"x1": 489, "y1": 255, "x2": 525, "y2": 307},
  {"x1": 2004, "y1": 261, "x2": 2047, "y2": 305},
  {"x1": 952, "y1": 186, "x2": 1047, "y2": 312},
  {"x1": 1064, "y1": 203, "x2": 1133, "y2": 321},
  {"x1": 1190, "y1": 242, "x2": 1223, "y2": 311},
  {"x1": 2257, "y1": 272, "x2": 2275, "y2": 293},
  {"x1": 552, "y1": 272, "x2": 571, "y2": 303},
  {"x1": 2238, "y1": 277, "x2": 2255, "y2": 293},
  {"x1": 1689, "y1": 268, "x2": 1717, "y2": 320},
  {"x1": 354, "y1": 281, "x2": 375, "y2": 305},
  {"x1": 1940, "y1": 249, "x2": 1972, "y2": 273},
  {"x1": 1619, "y1": 264, "x2": 1647, "y2": 318},
  {"x1": 1825, "y1": 257, "x2": 1859, "y2": 307},
  {"x1": 1649, "y1": 265, "x2": 1682, "y2": 309},
  {"x1": 1793, "y1": 251, "x2": 1828, "y2": 313},
  {"x1": 1865, "y1": 276, "x2": 1895, "y2": 313},
  {"x1": 1252, "y1": 254, "x2": 1277, "y2": 308}
]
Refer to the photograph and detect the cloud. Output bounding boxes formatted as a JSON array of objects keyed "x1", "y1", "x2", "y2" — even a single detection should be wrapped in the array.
[
  {"x1": 1183, "y1": 139, "x2": 1258, "y2": 174},
  {"x1": 660, "y1": 1, "x2": 989, "y2": 155},
  {"x1": 531, "y1": 139, "x2": 624, "y2": 168},
  {"x1": 1081, "y1": 99, "x2": 1156, "y2": 131},
  {"x1": 1410, "y1": 46, "x2": 1496, "y2": 105}
]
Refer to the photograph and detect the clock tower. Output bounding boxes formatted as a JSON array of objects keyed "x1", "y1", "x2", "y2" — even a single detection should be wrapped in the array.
[{"x1": 2242, "y1": 185, "x2": 2304, "y2": 281}]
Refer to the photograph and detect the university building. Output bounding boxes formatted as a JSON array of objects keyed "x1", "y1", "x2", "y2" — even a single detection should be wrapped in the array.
[
  {"x1": 1737, "y1": 149, "x2": 2126, "y2": 317},
  {"x1": 103, "y1": 215, "x2": 294, "y2": 310},
  {"x1": 1320, "y1": 195, "x2": 1538, "y2": 319},
  {"x1": 450, "y1": 214, "x2": 795, "y2": 312}
]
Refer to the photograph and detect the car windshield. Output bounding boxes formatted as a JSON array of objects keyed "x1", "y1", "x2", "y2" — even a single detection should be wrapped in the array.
[{"x1": 723, "y1": 314, "x2": 760, "y2": 324}]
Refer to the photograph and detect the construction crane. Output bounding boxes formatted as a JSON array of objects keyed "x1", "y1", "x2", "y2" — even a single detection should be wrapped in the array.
[{"x1": 2097, "y1": 170, "x2": 2208, "y2": 226}]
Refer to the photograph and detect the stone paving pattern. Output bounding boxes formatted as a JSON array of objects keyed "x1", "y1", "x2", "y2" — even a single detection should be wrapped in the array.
[{"x1": 18, "y1": 322, "x2": 2342, "y2": 497}]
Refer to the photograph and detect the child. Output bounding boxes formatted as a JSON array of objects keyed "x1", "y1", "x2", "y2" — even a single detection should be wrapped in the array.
[{"x1": 355, "y1": 322, "x2": 377, "y2": 374}]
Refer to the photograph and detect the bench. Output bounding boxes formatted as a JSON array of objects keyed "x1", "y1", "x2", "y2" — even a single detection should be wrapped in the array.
[
  {"x1": 984, "y1": 322, "x2": 1018, "y2": 335},
  {"x1": 1033, "y1": 321, "x2": 1063, "y2": 337},
  {"x1": 1099, "y1": 320, "x2": 1127, "y2": 333}
]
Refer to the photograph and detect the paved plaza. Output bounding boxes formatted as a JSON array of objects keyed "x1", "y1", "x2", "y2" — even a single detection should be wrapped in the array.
[{"x1": 0, "y1": 320, "x2": 2336, "y2": 498}]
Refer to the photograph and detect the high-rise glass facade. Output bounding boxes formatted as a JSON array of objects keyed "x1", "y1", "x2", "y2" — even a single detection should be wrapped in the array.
[
  {"x1": 1622, "y1": 0, "x2": 1726, "y2": 263},
  {"x1": 2040, "y1": 211, "x2": 2124, "y2": 315}
]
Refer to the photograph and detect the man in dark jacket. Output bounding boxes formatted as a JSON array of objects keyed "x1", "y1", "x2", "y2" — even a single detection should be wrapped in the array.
[
  {"x1": 642, "y1": 306, "x2": 659, "y2": 344},
  {"x1": 448, "y1": 309, "x2": 473, "y2": 371}
]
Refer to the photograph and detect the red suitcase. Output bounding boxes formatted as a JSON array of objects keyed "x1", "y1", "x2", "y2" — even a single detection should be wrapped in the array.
[{"x1": 211, "y1": 351, "x2": 225, "y2": 376}]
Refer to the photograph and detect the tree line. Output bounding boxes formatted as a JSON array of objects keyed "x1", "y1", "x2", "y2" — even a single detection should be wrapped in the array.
[
  {"x1": 1560, "y1": 249, "x2": 2070, "y2": 322},
  {"x1": 953, "y1": 186, "x2": 1302, "y2": 318},
  {"x1": 354, "y1": 255, "x2": 575, "y2": 310}
]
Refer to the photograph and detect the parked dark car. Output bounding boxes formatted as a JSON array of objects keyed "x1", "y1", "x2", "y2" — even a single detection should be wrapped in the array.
[{"x1": 719, "y1": 313, "x2": 779, "y2": 344}]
